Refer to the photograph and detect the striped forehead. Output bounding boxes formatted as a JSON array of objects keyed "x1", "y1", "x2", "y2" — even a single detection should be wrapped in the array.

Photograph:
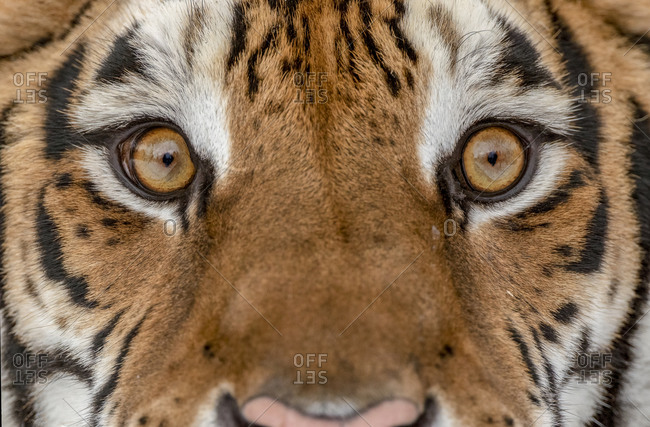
[
  {"x1": 402, "y1": 0, "x2": 572, "y2": 173},
  {"x1": 65, "y1": 0, "x2": 575, "y2": 223}
]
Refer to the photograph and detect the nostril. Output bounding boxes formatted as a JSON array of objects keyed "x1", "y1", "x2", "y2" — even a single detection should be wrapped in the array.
[{"x1": 239, "y1": 397, "x2": 423, "y2": 427}]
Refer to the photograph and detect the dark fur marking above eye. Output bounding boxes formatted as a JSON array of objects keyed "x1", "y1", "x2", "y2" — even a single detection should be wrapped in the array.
[
  {"x1": 96, "y1": 28, "x2": 147, "y2": 84},
  {"x1": 359, "y1": 0, "x2": 401, "y2": 96},
  {"x1": 495, "y1": 17, "x2": 559, "y2": 89},
  {"x1": 552, "y1": 302, "x2": 578, "y2": 324},
  {"x1": 546, "y1": 2, "x2": 601, "y2": 167},
  {"x1": 226, "y1": 2, "x2": 248, "y2": 71},
  {"x1": 337, "y1": 0, "x2": 361, "y2": 82},
  {"x1": 44, "y1": 44, "x2": 87, "y2": 159},
  {"x1": 247, "y1": 24, "x2": 280, "y2": 100},
  {"x1": 385, "y1": 16, "x2": 418, "y2": 63},
  {"x1": 37, "y1": 191, "x2": 99, "y2": 308}
]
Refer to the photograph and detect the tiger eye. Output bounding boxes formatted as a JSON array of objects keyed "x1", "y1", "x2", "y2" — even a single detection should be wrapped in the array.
[
  {"x1": 461, "y1": 127, "x2": 525, "y2": 193},
  {"x1": 128, "y1": 127, "x2": 196, "y2": 194}
]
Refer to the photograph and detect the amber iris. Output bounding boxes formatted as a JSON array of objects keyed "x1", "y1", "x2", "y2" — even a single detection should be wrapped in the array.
[
  {"x1": 125, "y1": 127, "x2": 196, "y2": 194},
  {"x1": 461, "y1": 127, "x2": 526, "y2": 193}
]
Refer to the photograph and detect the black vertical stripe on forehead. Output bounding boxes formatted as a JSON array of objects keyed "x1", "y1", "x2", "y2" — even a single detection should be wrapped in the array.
[
  {"x1": 96, "y1": 27, "x2": 147, "y2": 84},
  {"x1": 92, "y1": 314, "x2": 147, "y2": 422},
  {"x1": 592, "y1": 101, "x2": 650, "y2": 426},
  {"x1": 337, "y1": 0, "x2": 361, "y2": 82},
  {"x1": 226, "y1": 2, "x2": 248, "y2": 71},
  {"x1": 428, "y1": 4, "x2": 460, "y2": 72},
  {"x1": 44, "y1": 44, "x2": 87, "y2": 160},
  {"x1": 561, "y1": 192, "x2": 608, "y2": 274},
  {"x1": 36, "y1": 191, "x2": 99, "y2": 308},
  {"x1": 247, "y1": 24, "x2": 280, "y2": 100},
  {"x1": 359, "y1": 0, "x2": 401, "y2": 96},
  {"x1": 546, "y1": 2, "x2": 601, "y2": 168},
  {"x1": 494, "y1": 17, "x2": 559, "y2": 89}
]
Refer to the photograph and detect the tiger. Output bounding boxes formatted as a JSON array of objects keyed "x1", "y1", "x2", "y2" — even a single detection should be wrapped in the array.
[{"x1": 1, "y1": 0, "x2": 650, "y2": 425}]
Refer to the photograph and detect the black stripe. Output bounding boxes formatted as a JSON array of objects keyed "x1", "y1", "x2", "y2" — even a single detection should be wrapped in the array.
[
  {"x1": 539, "y1": 322, "x2": 558, "y2": 343},
  {"x1": 531, "y1": 327, "x2": 562, "y2": 427},
  {"x1": 546, "y1": 2, "x2": 601, "y2": 167},
  {"x1": 592, "y1": 101, "x2": 650, "y2": 425},
  {"x1": 494, "y1": 17, "x2": 559, "y2": 90},
  {"x1": 42, "y1": 349, "x2": 93, "y2": 384},
  {"x1": 359, "y1": 0, "x2": 401, "y2": 96},
  {"x1": 44, "y1": 44, "x2": 87, "y2": 160},
  {"x1": 0, "y1": 1, "x2": 92, "y2": 61},
  {"x1": 517, "y1": 170, "x2": 586, "y2": 218},
  {"x1": 385, "y1": 16, "x2": 417, "y2": 63},
  {"x1": 1, "y1": 311, "x2": 37, "y2": 425},
  {"x1": 604, "y1": 19, "x2": 650, "y2": 57},
  {"x1": 92, "y1": 309, "x2": 126, "y2": 355},
  {"x1": 0, "y1": 35, "x2": 54, "y2": 61},
  {"x1": 562, "y1": 192, "x2": 608, "y2": 274},
  {"x1": 508, "y1": 324, "x2": 541, "y2": 387},
  {"x1": 552, "y1": 302, "x2": 578, "y2": 324},
  {"x1": 0, "y1": 104, "x2": 14, "y2": 308},
  {"x1": 96, "y1": 27, "x2": 147, "y2": 84},
  {"x1": 93, "y1": 314, "x2": 147, "y2": 422},
  {"x1": 226, "y1": 2, "x2": 248, "y2": 71},
  {"x1": 247, "y1": 25, "x2": 280, "y2": 100},
  {"x1": 337, "y1": 0, "x2": 361, "y2": 82},
  {"x1": 36, "y1": 191, "x2": 99, "y2": 308}
]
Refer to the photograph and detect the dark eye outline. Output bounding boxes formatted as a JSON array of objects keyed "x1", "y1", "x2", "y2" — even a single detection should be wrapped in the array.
[
  {"x1": 109, "y1": 121, "x2": 199, "y2": 201},
  {"x1": 449, "y1": 121, "x2": 540, "y2": 204}
]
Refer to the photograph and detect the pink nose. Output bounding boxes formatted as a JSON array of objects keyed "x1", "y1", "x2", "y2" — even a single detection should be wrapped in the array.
[{"x1": 242, "y1": 397, "x2": 420, "y2": 427}]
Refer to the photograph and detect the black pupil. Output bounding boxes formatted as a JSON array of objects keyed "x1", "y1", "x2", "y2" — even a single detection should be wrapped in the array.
[
  {"x1": 162, "y1": 153, "x2": 174, "y2": 167},
  {"x1": 487, "y1": 151, "x2": 498, "y2": 166}
]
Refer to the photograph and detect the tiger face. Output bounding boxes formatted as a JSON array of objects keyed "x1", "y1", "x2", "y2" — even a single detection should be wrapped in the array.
[{"x1": 1, "y1": 0, "x2": 650, "y2": 426}]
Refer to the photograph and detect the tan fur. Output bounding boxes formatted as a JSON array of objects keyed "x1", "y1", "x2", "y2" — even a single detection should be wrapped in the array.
[{"x1": 1, "y1": 0, "x2": 649, "y2": 425}]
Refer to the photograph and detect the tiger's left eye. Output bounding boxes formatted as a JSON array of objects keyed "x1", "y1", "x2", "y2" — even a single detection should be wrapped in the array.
[
  {"x1": 461, "y1": 127, "x2": 526, "y2": 194},
  {"x1": 120, "y1": 127, "x2": 196, "y2": 195}
]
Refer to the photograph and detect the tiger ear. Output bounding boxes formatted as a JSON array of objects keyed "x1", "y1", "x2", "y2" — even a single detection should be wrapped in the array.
[
  {"x1": 584, "y1": 0, "x2": 650, "y2": 36},
  {"x1": 0, "y1": 0, "x2": 91, "y2": 57}
]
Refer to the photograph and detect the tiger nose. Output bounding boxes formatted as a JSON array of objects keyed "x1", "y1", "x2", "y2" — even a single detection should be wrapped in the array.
[{"x1": 241, "y1": 397, "x2": 420, "y2": 427}]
